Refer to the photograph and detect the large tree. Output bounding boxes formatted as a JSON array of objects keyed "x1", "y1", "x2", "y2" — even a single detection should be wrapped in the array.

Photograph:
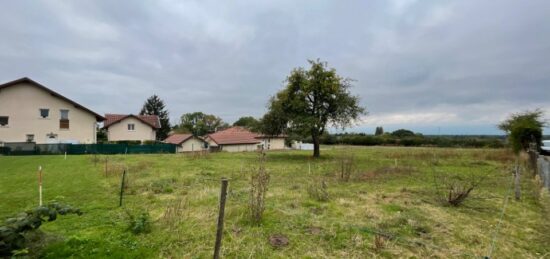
[
  {"x1": 498, "y1": 109, "x2": 545, "y2": 153},
  {"x1": 176, "y1": 112, "x2": 227, "y2": 136},
  {"x1": 140, "y1": 95, "x2": 171, "y2": 141},
  {"x1": 263, "y1": 60, "x2": 366, "y2": 157},
  {"x1": 233, "y1": 116, "x2": 260, "y2": 132}
]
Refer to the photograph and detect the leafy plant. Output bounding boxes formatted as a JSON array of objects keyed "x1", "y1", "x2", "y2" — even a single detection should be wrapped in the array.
[
  {"x1": 0, "y1": 202, "x2": 82, "y2": 256},
  {"x1": 126, "y1": 211, "x2": 152, "y2": 235}
]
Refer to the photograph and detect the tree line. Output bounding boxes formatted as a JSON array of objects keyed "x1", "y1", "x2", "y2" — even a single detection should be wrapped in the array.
[{"x1": 106, "y1": 60, "x2": 546, "y2": 158}]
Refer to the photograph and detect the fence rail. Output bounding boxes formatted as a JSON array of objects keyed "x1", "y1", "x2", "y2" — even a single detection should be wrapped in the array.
[{"x1": 0, "y1": 142, "x2": 177, "y2": 155}]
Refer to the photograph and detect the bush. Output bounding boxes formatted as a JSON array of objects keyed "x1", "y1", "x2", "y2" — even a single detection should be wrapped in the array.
[
  {"x1": 0, "y1": 202, "x2": 82, "y2": 256},
  {"x1": 126, "y1": 211, "x2": 151, "y2": 234}
]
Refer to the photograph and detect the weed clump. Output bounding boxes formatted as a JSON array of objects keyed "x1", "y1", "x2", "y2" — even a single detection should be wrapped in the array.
[
  {"x1": 337, "y1": 152, "x2": 355, "y2": 181},
  {"x1": 249, "y1": 152, "x2": 270, "y2": 224},
  {"x1": 126, "y1": 211, "x2": 151, "y2": 234},
  {"x1": 307, "y1": 179, "x2": 330, "y2": 202},
  {"x1": 433, "y1": 172, "x2": 485, "y2": 206},
  {"x1": 149, "y1": 178, "x2": 176, "y2": 194}
]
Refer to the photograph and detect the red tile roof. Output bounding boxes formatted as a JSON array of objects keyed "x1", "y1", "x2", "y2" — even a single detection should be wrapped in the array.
[
  {"x1": 207, "y1": 127, "x2": 262, "y2": 145},
  {"x1": 164, "y1": 134, "x2": 203, "y2": 145},
  {"x1": 103, "y1": 114, "x2": 161, "y2": 129},
  {"x1": 0, "y1": 77, "x2": 104, "y2": 121}
]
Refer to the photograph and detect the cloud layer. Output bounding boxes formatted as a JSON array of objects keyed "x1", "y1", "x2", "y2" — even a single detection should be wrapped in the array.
[{"x1": 1, "y1": 0, "x2": 549, "y2": 134}]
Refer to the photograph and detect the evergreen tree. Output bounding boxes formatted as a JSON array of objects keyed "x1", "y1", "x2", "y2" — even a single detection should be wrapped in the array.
[
  {"x1": 140, "y1": 95, "x2": 171, "y2": 140},
  {"x1": 374, "y1": 126, "x2": 384, "y2": 136}
]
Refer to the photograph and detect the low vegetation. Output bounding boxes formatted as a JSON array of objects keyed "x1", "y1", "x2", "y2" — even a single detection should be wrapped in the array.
[{"x1": 0, "y1": 146, "x2": 549, "y2": 258}]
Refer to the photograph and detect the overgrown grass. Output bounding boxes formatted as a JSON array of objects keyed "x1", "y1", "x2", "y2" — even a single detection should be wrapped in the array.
[{"x1": 1, "y1": 146, "x2": 549, "y2": 258}]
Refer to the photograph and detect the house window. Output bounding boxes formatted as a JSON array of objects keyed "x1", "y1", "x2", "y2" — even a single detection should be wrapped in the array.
[
  {"x1": 128, "y1": 124, "x2": 135, "y2": 131},
  {"x1": 40, "y1": 109, "x2": 49, "y2": 118},
  {"x1": 60, "y1": 110, "x2": 69, "y2": 129},
  {"x1": 26, "y1": 134, "x2": 34, "y2": 143},
  {"x1": 0, "y1": 116, "x2": 8, "y2": 126}
]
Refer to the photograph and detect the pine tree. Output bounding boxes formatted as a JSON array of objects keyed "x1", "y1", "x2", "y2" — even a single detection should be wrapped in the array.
[{"x1": 140, "y1": 95, "x2": 171, "y2": 140}]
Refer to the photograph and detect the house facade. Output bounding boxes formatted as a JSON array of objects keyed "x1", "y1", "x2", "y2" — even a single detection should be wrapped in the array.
[
  {"x1": 103, "y1": 114, "x2": 160, "y2": 142},
  {"x1": 164, "y1": 133, "x2": 207, "y2": 152},
  {"x1": 204, "y1": 126, "x2": 287, "y2": 152},
  {"x1": 0, "y1": 77, "x2": 104, "y2": 144}
]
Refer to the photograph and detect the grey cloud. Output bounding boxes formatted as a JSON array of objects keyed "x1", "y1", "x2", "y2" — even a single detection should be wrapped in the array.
[{"x1": 0, "y1": 0, "x2": 549, "y2": 133}]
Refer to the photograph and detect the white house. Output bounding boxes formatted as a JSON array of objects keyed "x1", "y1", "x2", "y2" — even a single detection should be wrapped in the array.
[
  {"x1": 103, "y1": 114, "x2": 160, "y2": 142},
  {"x1": 0, "y1": 77, "x2": 104, "y2": 144},
  {"x1": 164, "y1": 133, "x2": 208, "y2": 152},
  {"x1": 204, "y1": 127, "x2": 286, "y2": 152}
]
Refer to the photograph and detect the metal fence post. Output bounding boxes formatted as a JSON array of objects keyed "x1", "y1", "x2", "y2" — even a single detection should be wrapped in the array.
[
  {"x1": 214, "y1": 178, "x2": 229, "y2": 259},
  {"x1": 119, "y1": 169, "x2": 126, "y2": 207}
]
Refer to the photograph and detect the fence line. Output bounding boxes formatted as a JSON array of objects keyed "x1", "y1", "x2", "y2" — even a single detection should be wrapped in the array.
[{"x1": 0, "y1": 142, "x2": 177, "y2": 155}]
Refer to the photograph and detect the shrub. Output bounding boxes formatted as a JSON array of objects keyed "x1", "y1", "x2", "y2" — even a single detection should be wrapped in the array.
[
  {"x1": 0, "y1": 202, "x2": 82, "y2": 256},
  {"x1": 249, "y1": 152, "x2": 270, "y2": 224},
  {"x1": 126, "y1": 211, "x2": 151, "y2": 234}
]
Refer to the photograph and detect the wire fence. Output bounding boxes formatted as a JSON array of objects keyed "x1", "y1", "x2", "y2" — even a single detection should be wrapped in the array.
[{"x1": 0, "y1": 142, "x2": 177, "y2": 155}]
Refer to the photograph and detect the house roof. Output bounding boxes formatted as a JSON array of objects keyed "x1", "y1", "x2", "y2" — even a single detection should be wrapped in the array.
[
  {"x1": 0, "y1": 77, "x2": 105, "y2": 121},
  {"x1": 164, "y1": 134, "x2": 206, "y2": 145},
  {"x1": 206, "y1": 126, "x2": 262, "y2": 145},
  {"x1": 103, "y1": 114, "x2": 161, "y2": 129}
]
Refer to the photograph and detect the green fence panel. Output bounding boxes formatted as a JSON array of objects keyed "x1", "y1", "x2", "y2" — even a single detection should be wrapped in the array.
[{"x1": 0, "y1": 143, "x2": 177, "y2": 156}]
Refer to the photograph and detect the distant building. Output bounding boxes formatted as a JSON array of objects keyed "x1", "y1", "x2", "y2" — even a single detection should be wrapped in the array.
[
  {"x1": 0, "y1": 77, "x2": 104, "y2": 144},
  {"x1": 204, "y1": 126, "x2": 286, "y2": 152},
  {"x1": 164, "y1": 133, "x2": 208, "y2": 152},
  {"x1": 103, "y1": 114, "x2": 160, "y2": 142}
]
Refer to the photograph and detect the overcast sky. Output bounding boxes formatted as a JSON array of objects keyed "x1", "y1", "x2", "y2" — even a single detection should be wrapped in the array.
[{"x1": 1, "y1": 0, "x2": 549, "y2": 135}]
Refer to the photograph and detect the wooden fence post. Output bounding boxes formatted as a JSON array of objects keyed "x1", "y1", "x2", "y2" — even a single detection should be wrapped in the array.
[
  {"x1": 514, "y1": 160, "x2": 521, "y2": 201},
  {"x1": 119, "y1": 169, "x2": 126, "y2": 207},
  {"x1": 38, "y1": 166, "x2": 43, "y2": 206},
  {"x1": 213, "y1": 178, "x2": 229, "y2": 259}
]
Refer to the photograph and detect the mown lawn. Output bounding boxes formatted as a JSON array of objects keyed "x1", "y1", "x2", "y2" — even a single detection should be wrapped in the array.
[{"x1": 1, "y1": 146, "x2": 549, "y2": 258}]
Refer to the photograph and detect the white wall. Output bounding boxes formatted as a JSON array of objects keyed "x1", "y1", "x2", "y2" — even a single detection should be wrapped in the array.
[
  {"x1": 107, "y1": 117, "x2": 156, "y2": 142},
  {"x1": 178, "y1": 137, "x2": 207, "y2": 152},
  {"x1": 0, "y1": 83, "x2": 98, "y2": 144}
]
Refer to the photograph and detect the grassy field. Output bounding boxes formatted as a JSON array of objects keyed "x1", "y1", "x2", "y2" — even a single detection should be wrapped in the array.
[{"x1": 1, "y1": 146, "x2": 549, "y2": 258}]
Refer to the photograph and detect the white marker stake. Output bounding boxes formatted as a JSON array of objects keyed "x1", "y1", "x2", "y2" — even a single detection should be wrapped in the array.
[
  {"x1": 38, "y1": 166, "x2": 43, "y2": 206},
  {"x1": 64, "y1": 152, "x2": 67, "y2": 160}
]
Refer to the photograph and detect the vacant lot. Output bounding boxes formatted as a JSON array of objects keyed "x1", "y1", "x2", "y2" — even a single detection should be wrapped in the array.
[{"x1": 1, "y1": 147, "x2": 549, "y2": 258}]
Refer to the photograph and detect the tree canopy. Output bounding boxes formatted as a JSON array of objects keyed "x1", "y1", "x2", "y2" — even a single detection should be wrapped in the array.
[
  {"x1": 498, "y1": 109, "x2": 546, "y2": 154},
  {"x1": 262, "y1": 60, "x2": 366, "y2": 157},
  {"x1": 139, "y1": 95, "x2": 171, "y2": 141},
  {"x1": 176, "y1": 112, "x2": 227, "y2": 136},
  {"x1": 233, "y1": 116, "x2": 260, "y2": 132},
  {"x1": 391, "y1": 129, "x2": 415, "y2": 138}
]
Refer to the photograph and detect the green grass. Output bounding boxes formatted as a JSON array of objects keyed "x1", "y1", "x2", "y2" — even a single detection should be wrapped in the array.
[{"x1": 1, "y1": 146, "x2": 549, "y2": 258}]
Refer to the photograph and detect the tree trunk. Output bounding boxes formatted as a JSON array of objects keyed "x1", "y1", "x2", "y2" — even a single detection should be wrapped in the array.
[{"x1": 312, "y1": 134, "x2": 320, "y2": 158}]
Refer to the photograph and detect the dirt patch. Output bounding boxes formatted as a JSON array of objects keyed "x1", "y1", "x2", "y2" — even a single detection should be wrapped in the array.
[
  {"x1": 269, "y1": 234, "x2": 289, "y2": 248},
  {"x1": 358, "y1": 166, "x2": 417, "y2": 181}
]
